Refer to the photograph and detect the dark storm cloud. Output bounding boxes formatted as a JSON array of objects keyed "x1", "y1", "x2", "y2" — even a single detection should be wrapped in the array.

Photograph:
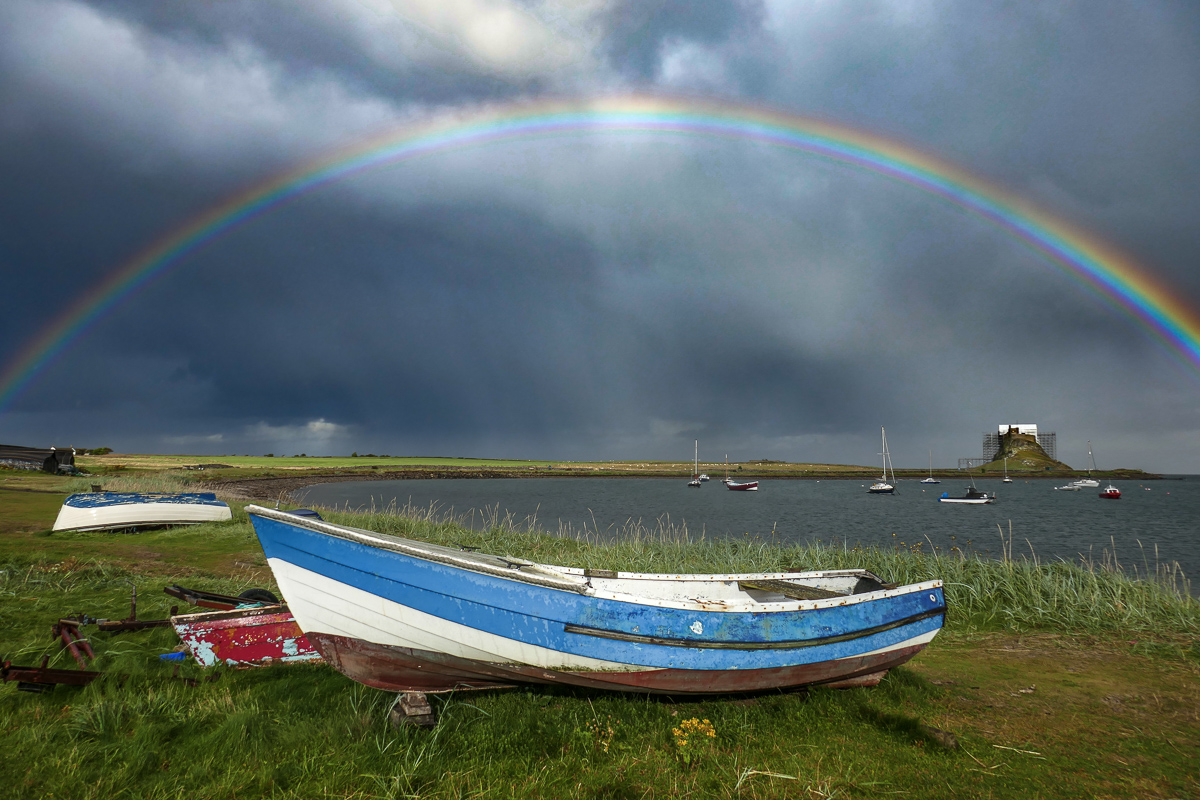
[
  {"x1": 747, "y1": 1, "x2": 1200, "y2": 282},
  {"x1": 2, "y1": 0, "x2": 1199, "y2": 470},
  {"x1": 74, "y1": 0, "x2": 539, "y2": 103},
  {"x1": 600, "y1": 0, "x2": 764, "y2": 80}
]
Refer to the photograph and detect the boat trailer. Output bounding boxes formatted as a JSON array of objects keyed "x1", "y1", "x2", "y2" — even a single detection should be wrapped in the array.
[{"x1": 1, "y1": 584, "x2": 284, "y2": 692}]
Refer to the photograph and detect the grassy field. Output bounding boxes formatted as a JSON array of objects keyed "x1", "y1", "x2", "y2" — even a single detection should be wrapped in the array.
[
  {"x1": 63, "y1": 451, "x2": 1148, "y2": 480},
  {"x1": 1, "y1": 469, "x2": 1197, "y2": 799},
  {"x1": 77, "y1": 453, "x2": 551, "y2": 471}
]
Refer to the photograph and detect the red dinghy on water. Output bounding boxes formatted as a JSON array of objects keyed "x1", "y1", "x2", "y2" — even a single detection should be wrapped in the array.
[
  {"x1": 721, "y1": 454, "x2": 757, "y2": 490},
  {"x1": 1099, "y1": 484, "x2": 1121, "y2": 499}
]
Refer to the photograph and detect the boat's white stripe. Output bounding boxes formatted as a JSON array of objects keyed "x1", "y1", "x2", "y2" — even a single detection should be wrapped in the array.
[
  {"x1": 851, "y1": 627, "x2": 939, "y2": 658},
  {"x1": 270, "y1": 559, "x2": 652, "y2": 672}
]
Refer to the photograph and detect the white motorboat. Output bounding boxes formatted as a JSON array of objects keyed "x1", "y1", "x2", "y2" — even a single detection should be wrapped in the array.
[
  {"x1": 939, "y1": 477, "x2": 994, "y2": 504},
  {"x1": 53, "y1": 492, "x2": 232, "y2": 532}
]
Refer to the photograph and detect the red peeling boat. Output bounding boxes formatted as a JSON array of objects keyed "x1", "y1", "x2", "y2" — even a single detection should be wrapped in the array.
[
  {"x1": 172, "y1": 605, "x2": 322, "y2": 667},
  {"x1": 1099, "y1": 484, "x2": 1121, "y2": 499}
]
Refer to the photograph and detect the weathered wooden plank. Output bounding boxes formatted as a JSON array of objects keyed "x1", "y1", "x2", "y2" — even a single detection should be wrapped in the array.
[{"x1": 737, "y1": 579, "x2": 845, "y2": 600}]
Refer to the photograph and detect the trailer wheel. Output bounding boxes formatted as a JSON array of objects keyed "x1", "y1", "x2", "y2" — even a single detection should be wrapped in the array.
[{"x1": 238, "y1": 588, "x2": 279, "y2": 604}]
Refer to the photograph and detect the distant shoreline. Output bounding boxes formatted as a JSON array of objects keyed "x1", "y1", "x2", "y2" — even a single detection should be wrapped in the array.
[{"x1": 212, "y1": 467, "x2": 1163, "y2": 502}]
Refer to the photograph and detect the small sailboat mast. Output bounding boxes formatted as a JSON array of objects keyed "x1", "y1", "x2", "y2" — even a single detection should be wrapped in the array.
[{"x1": 687, "y1": 440, "x2": 702, "y2": 487}]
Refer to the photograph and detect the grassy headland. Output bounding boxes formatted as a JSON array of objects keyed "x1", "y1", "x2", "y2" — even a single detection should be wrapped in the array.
[
  {"x1": 1, "y1": 466, "x2": 1196, "y2": 799},
  {"x1": 46, "y1": 452, "x2": 1159, "y2": 504}
]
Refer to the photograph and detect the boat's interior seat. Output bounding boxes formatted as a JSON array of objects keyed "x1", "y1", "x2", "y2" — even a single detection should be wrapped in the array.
[{"x1": 737, "y1": 579, "x2": 845, "y2": 601}]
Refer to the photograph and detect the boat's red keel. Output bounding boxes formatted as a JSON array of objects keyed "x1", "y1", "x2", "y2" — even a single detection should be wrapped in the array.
[{"x1": 308, "y1": 632, "x2": 926, "y2": 695}]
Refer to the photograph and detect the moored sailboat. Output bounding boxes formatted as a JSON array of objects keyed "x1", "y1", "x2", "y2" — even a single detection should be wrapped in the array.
[
  {"x1": 868, "y1": 427, "x2": 896, "y2": 494},
  {"x1": 920, "y1": 450, "x2": 940, "y2": 484},
  {"x1": 1070, "y1": 442, "x2": 1100, "y2": 489},
  {"x1": 688, "y1": 440, "x2": 702, "y2": 487}
]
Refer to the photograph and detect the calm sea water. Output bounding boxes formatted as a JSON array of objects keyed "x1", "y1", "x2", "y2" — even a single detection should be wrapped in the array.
[{"x1": 299, "y1": 476, "x2": 1199, "y2": 588}]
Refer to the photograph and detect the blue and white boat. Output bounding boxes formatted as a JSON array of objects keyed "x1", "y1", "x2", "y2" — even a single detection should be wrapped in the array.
[
  {"x1": 246, "y1": 505, "x2": 946, "y2": 696},
  {"x1": 53, "y1": 492, "x2": 232, "y2": 532}
]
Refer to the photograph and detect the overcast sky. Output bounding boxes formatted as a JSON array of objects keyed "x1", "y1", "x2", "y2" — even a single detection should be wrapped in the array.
[{"x1": 3, "y1": 0, "x2": 1199, "y2": 472}]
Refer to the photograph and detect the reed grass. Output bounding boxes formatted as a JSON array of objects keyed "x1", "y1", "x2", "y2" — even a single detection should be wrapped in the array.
[
  {"x1": 315, "y1": 499, "x2": 1198, "y2": 635},
  {"x1": 62, "y1": 473, "x2": 208, "y2": 495}
]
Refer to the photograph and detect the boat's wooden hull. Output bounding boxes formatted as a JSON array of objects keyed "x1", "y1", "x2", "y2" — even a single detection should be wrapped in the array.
[
  {"x1": 726, "y1": 481, "x2": 758, "y2": 491},
  {"x1": 247, "y1": 507, "x2": 945, "y2": 696},
  {"x1": 309, "y1": 633, "x2": 927, "y2": 695}
]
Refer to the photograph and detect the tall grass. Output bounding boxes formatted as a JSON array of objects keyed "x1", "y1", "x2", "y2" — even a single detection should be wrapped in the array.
[
  {"x1": 315, "y1": 499, "x2": 1198, "y2": 635},
  {"x1": 63, "y1": 473, "x2": 206, "y2": 495}
]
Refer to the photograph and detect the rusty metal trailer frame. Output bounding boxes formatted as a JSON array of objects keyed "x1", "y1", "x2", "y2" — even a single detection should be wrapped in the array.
[{"x1": 1, "y1": 584, "x2": 273, "y2": 691}]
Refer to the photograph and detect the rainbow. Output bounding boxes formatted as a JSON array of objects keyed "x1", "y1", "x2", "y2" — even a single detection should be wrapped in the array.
[{"x1": 3, "y1": 94, "x2": 1198, "y2": 413}]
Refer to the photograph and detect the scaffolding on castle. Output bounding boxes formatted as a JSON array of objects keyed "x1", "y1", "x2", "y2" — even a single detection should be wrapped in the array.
[{"x1": 982, "y1": 431, "x2": 1056, "y2": 461}]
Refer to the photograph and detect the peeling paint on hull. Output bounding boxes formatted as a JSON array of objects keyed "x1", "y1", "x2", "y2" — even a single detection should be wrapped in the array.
[{"x1": 172, "y1": 605, "x2": 322, "y2": 667}]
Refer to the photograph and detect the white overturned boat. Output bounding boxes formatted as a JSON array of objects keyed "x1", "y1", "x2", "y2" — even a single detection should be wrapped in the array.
[
  {"x1": 246, "y1": 505, "x2": 945, "y2": 696},
  {"x1": 53, "y1": 492, "x2": 232, "y2": 532}
]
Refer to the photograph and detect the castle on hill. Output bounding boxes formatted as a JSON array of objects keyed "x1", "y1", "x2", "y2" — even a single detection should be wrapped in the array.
[
  {"x1": 959, "y1": 423, "x2": 1062, "y2": 470},
  {"x1": 984, "y1": 424, "x2": 1057, "y2": 462}
]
